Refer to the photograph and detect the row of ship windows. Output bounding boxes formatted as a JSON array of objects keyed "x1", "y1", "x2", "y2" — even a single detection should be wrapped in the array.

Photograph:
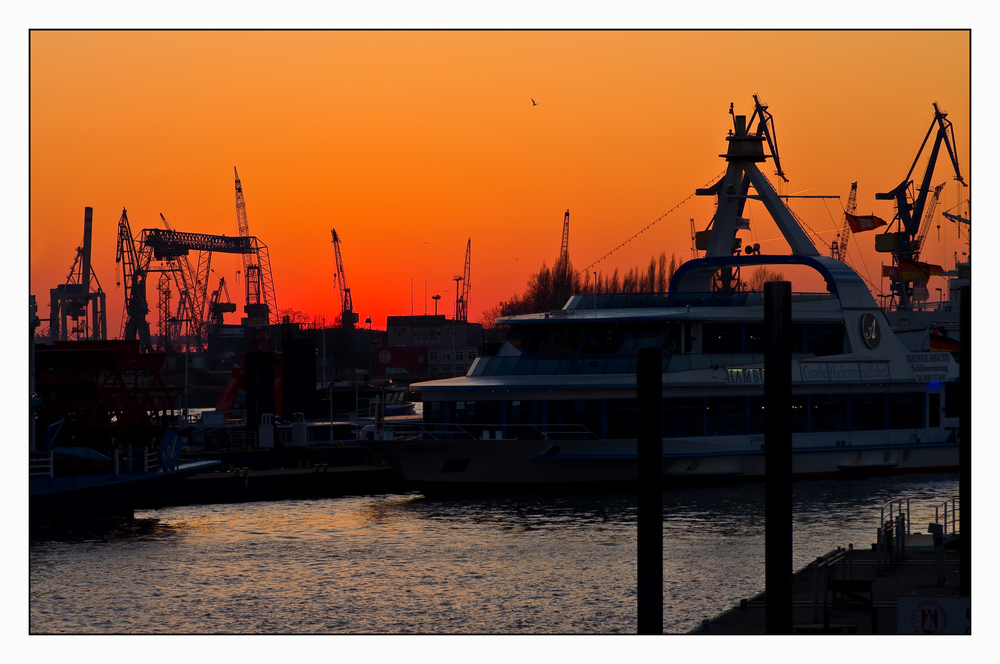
[
  {"x1": 423, "y1": 391, "x2": 949, "y2": 439},
  {"x1": 504, "y1": 322, "x2": 845, "y2": 358}
]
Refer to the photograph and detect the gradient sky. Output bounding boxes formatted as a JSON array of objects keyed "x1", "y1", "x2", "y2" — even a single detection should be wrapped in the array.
[{"x1": 29, "y1": 30, "x2": 971, "y2": 333}]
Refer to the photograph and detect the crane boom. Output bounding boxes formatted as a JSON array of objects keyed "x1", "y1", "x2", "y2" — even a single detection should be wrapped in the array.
[
  {"x1": 331, "y1": 229, "x2": 356, "y2": 328},
  {"x1": 234, "y1": 167, "x2": 277, "y2": 324},
  {"x1": 831, "y1": 182, "x2": 858, "y2": 261},
  {"x1": 913, "y1": 183, "x2": 945, "y2": 261},
  {"x1": 458, "y1": 238, "x2": 471, "y2": 322},
  {"x1": 559, "y1": 209, "x2": 570, "y2": 262}
]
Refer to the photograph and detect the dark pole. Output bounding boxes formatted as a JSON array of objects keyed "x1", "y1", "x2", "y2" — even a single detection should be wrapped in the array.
[
  {"x1": 764, "y1": 281, "x2": 793, "y2": 634},
  {"x1": 636, "y1": 347, "x2": 663, "y2": 634},
  {"x1": 960, "y1": 285, "x2": 970, "y2": 597}
]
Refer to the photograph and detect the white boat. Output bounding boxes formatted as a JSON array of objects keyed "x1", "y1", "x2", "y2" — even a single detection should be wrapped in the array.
[{"x1": 360, "y1": 98, "x2": 961, "y2": 492}]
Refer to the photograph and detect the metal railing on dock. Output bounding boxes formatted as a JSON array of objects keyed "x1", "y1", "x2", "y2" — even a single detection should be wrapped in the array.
[
  {"x1": 933, "y1": 497, "x2": 959, "y2": 537},
  {"x1": 808, "y1": 544, "x2": 877, "y2": 632},
  {"x1": 29, "y1": 452, "x2": 54, "y2": 478},
  {"x1": 876, "y1": 498, "x2": 910, "y2": 571}
]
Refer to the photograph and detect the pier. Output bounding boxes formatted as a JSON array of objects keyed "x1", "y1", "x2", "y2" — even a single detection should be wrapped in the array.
[{"x1": 691, "y1": 531, "x2": 967, "y2": 634}]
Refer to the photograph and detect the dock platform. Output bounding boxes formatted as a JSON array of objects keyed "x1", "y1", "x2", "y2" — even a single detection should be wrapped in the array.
[{"x1": 690, "y1": 539, "x2": 967, "y2": 634}]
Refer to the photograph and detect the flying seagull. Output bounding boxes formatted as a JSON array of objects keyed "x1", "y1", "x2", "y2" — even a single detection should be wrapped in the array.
[{"x1": 531, "y1": 98, "x2": 538, "y2": 106}]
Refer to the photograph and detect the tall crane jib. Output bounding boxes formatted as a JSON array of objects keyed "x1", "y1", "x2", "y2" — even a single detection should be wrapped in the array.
[
  {"x1": 559, "y1": 210, "x2": 570, "y2": 263},
  {"x1": 234, "y1": 167, "x2": 277, "y2": 325},
  {"x1": 459, "y1": 239, "x2": 471, "y2": 323},
  {"x1": 331, "y1": 229, "x2": 358, "y2": 329},
  {"x1": 115, "y1": 208, "x2": 153, "y2": 352},
  {"x1": 875, "y1": 103, "x2": 966, "y2": 308},
  {"x1": 831, "y1": 182, "x2": 858, "y2": 262}
]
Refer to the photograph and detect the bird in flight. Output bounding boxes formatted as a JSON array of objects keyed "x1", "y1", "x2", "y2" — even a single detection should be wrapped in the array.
[{"x1": 531, "y1": 98, "x2": 538, "y2": 106}]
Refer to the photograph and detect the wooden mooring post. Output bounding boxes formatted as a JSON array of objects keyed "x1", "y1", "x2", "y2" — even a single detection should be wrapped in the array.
[
  {"x1": 764, "y1": 281, "x2": 793, "y2": 634},
  {"x1": 960, "y1": 285, "x2": 970, "y2": 598},
  {"x1": 636, "y1": 346, "x2": 663, "y2": 634}
]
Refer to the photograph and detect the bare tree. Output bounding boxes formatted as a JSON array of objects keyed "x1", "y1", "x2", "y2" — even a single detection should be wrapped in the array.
[{"x1": 744, "y1": 267, "x2": 786, "y2": 291}]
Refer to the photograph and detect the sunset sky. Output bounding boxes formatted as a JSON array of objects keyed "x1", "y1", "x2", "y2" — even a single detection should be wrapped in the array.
[{"x1": 27, "y1": 29, "x2": 972, "y2": 334}]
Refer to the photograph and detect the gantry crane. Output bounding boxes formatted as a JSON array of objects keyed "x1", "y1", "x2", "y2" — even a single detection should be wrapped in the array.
[
  {"x1": 559, "y1": 210, "x2": 570, "y2": 263},
  {"x1": 234, "y1": 168, "x2": 277, "y2": 325},
  {"x1": 875, "y1": 103, "x2": 966, "y2": 308},
  {"x1": 118, "y1": 222, "x2": 274, "y2": 351},
  {"x1": 330, "y1": 229, "x2": 358, "y2": 329},
  {"x1": 830, "y1": 182, "x2": 858, "y2": 261},
  {"x1": 50, "y1": 207, "x2": 107, "y2": 342},
  {"x1": 159, "y1": 213, "x2": 213, "y2": 351}
]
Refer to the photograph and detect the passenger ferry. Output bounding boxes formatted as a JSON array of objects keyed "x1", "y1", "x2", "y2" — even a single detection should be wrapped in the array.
[{"x1": 360, "y1": 99, "x2": 961, "y2": 491}]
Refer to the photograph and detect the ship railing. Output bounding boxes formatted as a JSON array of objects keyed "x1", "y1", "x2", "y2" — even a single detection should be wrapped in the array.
[
  {"x1": 112, "y1": 446, "x2": 160, "y2": 474},
  {"x1": 876, "y1": 498, "x2": 910, "y2": 571},
  {"x1": 368, "y1": 421, "x2": 601, "y2": 442},
  {"x1": 933, "y1": 496, "x2": 960, "y2": 537},
  {"x1": 29, "y1": 452, "x2": 54, "y2": 478},
  {"x1": 226, "y1": 429, "x2": 258, "y2": 451}
]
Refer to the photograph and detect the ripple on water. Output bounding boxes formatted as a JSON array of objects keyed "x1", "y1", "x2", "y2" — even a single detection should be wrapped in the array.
[{"x1": 30, "y1": 473, "x2": 958, "y2": 634}]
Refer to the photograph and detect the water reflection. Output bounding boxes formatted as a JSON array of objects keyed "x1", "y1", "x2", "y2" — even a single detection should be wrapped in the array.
[{"x1": 30, "y1": 473, "x2": 958, "y2": 634}]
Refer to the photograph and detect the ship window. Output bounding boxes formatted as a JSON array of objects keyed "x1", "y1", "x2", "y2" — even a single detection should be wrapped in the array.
[
  {"x1": 944, "y1": 382, "x2": 960, "y2": 418},
  {"x1": 525, "y1": 326, "x2": 586, "y2": 354},
  {"x1": 748, "y1": 396, "x2": 766, "y2": 434},
  {"x1": 706, "y1": 396, "x2": 746, "y2": 436},
  {"x1": 702, "y1": 324, "x2": 741, "y2": 354},
  {"x1": 605, "y1": 358, "x2": 631, "y2": 374},
  {"x1": 620, "y1": 324, "x2": 666, "y2": 354},
  {"x1": 797, "y1": 323, "x2": 844, "y2": 357},
  {"x1": 811, "y1": 394, "x2": 848, "y2": 432},
  {"x1": 513, "y1": 359, "x2": 537, "y2": 375},
  {"x1": 745, "y1": 323, "x2": 766, "y2": 354},
  {"x1": 607, "y1": 399, "x2": 638, "y2": 439},
  {"x1": 889, "y1": 392, "x2": 923, "y2": 429},
  {"x1": 504, "y1": 325, "x2": 528, "y2": 352},
  {"x1": 581, "y1": 325, "x2": 627, "y2": 354},
  {"x1": 929, "y1": 393, "x2": 941, "y2": 428},
  {"x1": 662, "y1": 324, "x2": 682, "y2": 354},
  {"x1": 790, "y1": 395, "x2": 808, "y2": 433},
  {"x1": 663, "y1": 397, "x2": 704, "y2": 437},
  {"x1": 851, "y1": 393, "x2": 885, "y2": 431}
]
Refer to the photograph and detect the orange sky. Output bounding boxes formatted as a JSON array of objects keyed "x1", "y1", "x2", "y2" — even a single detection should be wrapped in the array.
[{"x1": 29, "y1": 30, "x2": 971, "y2": 333}]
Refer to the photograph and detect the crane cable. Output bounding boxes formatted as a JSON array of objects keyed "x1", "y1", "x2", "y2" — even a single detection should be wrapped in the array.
[{"x1": 580, "y1": 170, "x2": 726, "y2": 274}]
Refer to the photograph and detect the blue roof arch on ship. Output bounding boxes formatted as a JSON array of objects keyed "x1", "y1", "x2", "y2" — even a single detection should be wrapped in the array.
[{"x1": 668, "y1": 254, "x2": 875, "y2": 309}]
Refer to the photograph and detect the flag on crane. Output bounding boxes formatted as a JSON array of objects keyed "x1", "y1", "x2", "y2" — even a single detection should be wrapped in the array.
[
  {"x1": 882, "y1": 258, "x2": 944, "y2": 282},
  {"x1": 845, "y1": 213, "x2": 888, "y2": 233}
]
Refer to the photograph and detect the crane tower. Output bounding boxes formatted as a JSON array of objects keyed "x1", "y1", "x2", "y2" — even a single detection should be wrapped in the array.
[
  {"x1": 50, "y1": 207, "x2": 107, "y2": 342},
  {"x1": 875, "y1": 103, "x2": 965, "y2": 308},
  {"x1": 234, "y1": 168, "x2": 277, "y2": 325}
]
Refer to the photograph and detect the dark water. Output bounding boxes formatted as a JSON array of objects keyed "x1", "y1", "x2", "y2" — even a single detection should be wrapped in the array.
[{"x1": 29, "y1": 473, "x2": 958, "y2": 634}]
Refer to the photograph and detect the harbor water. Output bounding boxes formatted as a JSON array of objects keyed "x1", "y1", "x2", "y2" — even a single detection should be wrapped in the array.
[{"x1": 30, "y1": 473, "x2": 958, "y2": 634}]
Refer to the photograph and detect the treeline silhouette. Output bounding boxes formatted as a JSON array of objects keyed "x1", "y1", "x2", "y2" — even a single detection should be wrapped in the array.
[{"x1": 479, "y1": 252, "x2": 679, "y2": 329}]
